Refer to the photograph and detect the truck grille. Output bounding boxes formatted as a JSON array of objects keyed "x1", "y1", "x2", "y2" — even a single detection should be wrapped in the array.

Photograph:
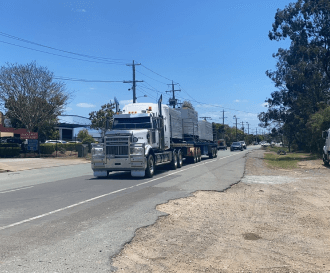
[{"x1": 105, "y1": 136, "x2": 130, "y2": 157}]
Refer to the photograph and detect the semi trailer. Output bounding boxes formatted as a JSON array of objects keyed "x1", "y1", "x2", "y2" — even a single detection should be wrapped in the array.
[{"x1": 91, "y1": 96, "x2": 217, "y2": 178}]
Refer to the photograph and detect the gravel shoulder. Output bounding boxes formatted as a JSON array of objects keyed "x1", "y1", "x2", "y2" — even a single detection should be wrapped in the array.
[{"x1": 112, "y1": 149, "x2": 330, "y2": 272}]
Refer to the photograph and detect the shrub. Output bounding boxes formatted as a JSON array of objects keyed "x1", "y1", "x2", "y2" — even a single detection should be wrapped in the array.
[
  {"x1": 40, "y1": 144, "x2": 55, "y2": 155},
  {"x1": 0, "y1": 147, "x2": 21, "y2": 157},
  {"x1": 0, "y1": 143, "x2": 20, "y2": 148}
]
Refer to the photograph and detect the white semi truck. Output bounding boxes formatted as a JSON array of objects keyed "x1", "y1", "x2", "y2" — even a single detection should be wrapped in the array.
[{"x1": 91, "y1": 96, "x2": 217, "y2": 178}]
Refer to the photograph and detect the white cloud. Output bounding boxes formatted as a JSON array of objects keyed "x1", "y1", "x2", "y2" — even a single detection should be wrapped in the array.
[
  {"x1": 261, "y1": 102, "x2": 269, "y2": 107},
  {"x1": 76, "y1": 9, "x2": 86, "y2": 12},
  {"x1": 90, "y1": 87, "x2": 95, "y2": 90},
  {"x1": 234, "y1": 99, "x2": 240, "y2": 103},
  {"x1": 195, "y1": 104, "x2": 221, "y2": 108},
  {"x1": 77, "y1": 103, "x2": 95, "y2": 108}
]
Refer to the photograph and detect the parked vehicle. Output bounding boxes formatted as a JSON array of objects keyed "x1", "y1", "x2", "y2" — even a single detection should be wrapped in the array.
[
  {"x1": 217, "y1": 139, "x2": 227, "y2": 150},
  {"x1": 230, "y1": 142, "x2": 243, "y2": 151},
  {"x1": 91, "y1": 96, "x2": 217, "y2": 178},
  {"x1": 322, "y1": 130, "x2": 330, "y2": 165},
  {"x1": 239, "y1": 141, "x2": 246, "y2": 149},
  {"x1": 45, "y1": 140, "x2": 67, "y2": 144}
]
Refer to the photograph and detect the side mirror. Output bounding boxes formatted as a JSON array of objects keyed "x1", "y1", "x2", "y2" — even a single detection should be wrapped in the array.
[{"x1": 322, "y1": 131, "x2": 328, "y2": 139}]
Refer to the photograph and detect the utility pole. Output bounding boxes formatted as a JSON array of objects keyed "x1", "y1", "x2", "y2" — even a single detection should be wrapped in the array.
[
  {"x1": 221, "y1": 109, "x2": 227, "y2": 139},
  {"x1": 222, "y1": 109, "x2": 227, "y2": 126},
  {"x1": 233, "y1": 115, "x2": 239, "y2": 141},
  {"x1": 166, "y1": 81, "x2": 181, "y2": 108},
  {"x1": 246, "y1": 122, "x2": 249, "y2": 135},
  {"x1": 124, "y1": 60, "x2": 143, "y2": 103},
  {"x1": 200, "y1": 117, "x2": 211, "y2": 121},
  {"x1": 241, "y1": 121, "x2": 245, "y2": 134}
]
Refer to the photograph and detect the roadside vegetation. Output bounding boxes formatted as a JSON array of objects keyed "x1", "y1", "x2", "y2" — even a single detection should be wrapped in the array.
[
  {"x1": 263, "y1": 146, "x2": 320, "y2": 169},
  {"x1": 258, "y1": 0, "x2": 330, "y2": 154}
]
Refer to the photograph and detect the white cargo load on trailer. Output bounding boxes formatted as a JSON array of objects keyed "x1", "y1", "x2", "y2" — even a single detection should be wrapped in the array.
[
  {"x1": 198, "y1": 120, "x2": 213, "y2": 141},
  {"x1": 177, "y1": 108, "x2": 198, "y2": 136},
  {"x1": 169, "y1": 108, "x2": 183, "y2": 139}
]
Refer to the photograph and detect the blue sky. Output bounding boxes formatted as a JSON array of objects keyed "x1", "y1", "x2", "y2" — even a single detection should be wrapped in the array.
[{"x1": 0, "y1": 0, "x2": 292, "y2": 135}]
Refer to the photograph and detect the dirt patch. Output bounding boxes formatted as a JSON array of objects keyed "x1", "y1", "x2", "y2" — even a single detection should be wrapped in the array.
[{"x1": 112, "y1": 149, "x2": 330, "y2": 272}]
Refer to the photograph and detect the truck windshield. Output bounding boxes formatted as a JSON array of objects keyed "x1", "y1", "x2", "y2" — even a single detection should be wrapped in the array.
[{"x1": 112, "y1": 117, "x2": 152, "y2": 129}]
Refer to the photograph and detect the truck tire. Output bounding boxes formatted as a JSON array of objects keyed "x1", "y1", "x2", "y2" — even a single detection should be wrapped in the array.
[
  {"x1": 170, "y1": 151, "x2": 178, "y2": 170},
  {"x1": 177, "y1": 151, "x2": 183, "y2": 168},
  {"x1": 214, "y1": 148, "x2": 217, "y2": 158},
  {"x1": 209, "y1": 148, "x2": 214, "y2": 159},
  {"x1": 145, "y1": 154, "x2": 155, "y2": 178},
  {"x1": 323, "y1": 154, "x2": 329, "y2": 166}
]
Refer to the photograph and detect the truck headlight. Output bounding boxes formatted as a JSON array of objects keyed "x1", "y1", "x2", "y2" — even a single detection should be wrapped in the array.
[
  {"x1": 92, "y1": 144, "x2": 104, "y2": 157},
  {"x1": 130, "y1": 147, "x2": 143, "y2": 155}
]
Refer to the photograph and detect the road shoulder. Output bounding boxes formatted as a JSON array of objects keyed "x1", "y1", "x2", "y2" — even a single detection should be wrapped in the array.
[{"x1": 112, "y1": 148, "x2": 330, "y2": 272}]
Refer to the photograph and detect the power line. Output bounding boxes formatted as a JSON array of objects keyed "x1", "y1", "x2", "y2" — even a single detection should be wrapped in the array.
[
  {"x1": 140, "y1": 64, "x2": 172, "y2": 81},
  {"x1": 135, "y1": 69, "x2": 168, "y2": 85},
  {"x1": 54, "y1": 76, "x2": 123, "y2": 83},
  {"x1": 0, "y1": 40, "x2": 126, "y2": 65},
  {"x1": 141, "y1": 81, "x2": 171, "y2": 98},
  {"x1": 0, "y1": 32, "x2": 127, "y2": 64}
]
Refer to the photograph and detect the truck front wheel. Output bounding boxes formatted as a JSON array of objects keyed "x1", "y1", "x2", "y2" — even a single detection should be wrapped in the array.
[{"x1": 146, "y1": 154, "x2": 155, "y2": 178}]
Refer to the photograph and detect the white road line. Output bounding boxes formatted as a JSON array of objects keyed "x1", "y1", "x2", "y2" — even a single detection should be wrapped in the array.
[
  {"x1": 0, "y1": 152, "x2": 243, "y2": 231},
  {"x1": 0, "y1": 186, "x2": 34, "y2": 194}
]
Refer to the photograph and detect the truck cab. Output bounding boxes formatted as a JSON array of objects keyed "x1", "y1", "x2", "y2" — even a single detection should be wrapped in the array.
[{"x1": 91, "y1": 102, "x2": 177, "y2": 178}]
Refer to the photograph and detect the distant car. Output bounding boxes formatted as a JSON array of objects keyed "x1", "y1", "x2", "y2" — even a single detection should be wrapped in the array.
[
  {"x1": 45, "y1": 140, "x2": 67, "y2": 144},
  {"x1": 230, "y1": 142, "x2": 243, "y2": 151},
  {"x1": 217, "y1": 139, "x2": 227, "y2": 150},
  {"x1": 67, "y1": 141, "x2": 81, "y2": 143},
  {"x1": 239, "y1": 141, "x2": 247, "y2": 149}
]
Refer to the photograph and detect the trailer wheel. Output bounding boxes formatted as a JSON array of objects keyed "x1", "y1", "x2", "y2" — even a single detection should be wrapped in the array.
[
  {"x1": 177, "y1": 151, "x2": 183, "y2": 168},
  {"x1": 145, "y1": 154, "x2": 155, "y2": 178},
  {"x1": 197, "y1": 154, "x2": 201, "y2": 162},
  {"x1": 170, "y1": 151, "x2": 178, "y2": 170}
]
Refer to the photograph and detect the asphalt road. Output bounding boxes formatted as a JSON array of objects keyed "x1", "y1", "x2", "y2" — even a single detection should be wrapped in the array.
[{"x1": 0, "y1": 146, "x2": 258, "y2": 272}]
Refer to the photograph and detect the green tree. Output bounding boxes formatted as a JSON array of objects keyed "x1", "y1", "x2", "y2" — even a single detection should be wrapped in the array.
[
  {"x1": 181, "y1": 100, "x2": 195, "y2": 110},
  {"x1": 89, "y1": 102, "x2": 115, "y2": 135},
  {"x1": 77, "y1": 129, "x2": 95, "y2": 144},
  {"x1": 306, "y1": 106, "x2": 330, "y2": 153},
  {"x1": 0, "y1": 62, "x2": 71, "y2": 133},
  {"x1": 259, "y1": 0, "x2": 330, "y2": 152}
]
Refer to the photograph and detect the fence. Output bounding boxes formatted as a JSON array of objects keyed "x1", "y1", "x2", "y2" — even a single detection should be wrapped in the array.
[{"x1": 0, "y1": 137, "x2": 91, "y2": 158}]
